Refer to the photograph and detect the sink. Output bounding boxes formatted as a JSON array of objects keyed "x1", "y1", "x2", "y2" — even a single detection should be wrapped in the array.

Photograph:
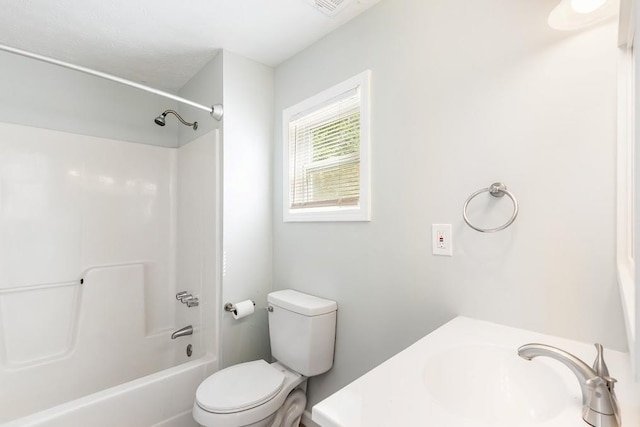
[
  {"x1": 423, "y1": 344, "x2": 570, "y2": 426},
  {"x1": 313, "y1": 318, "x2": 637, "y2": 427}
]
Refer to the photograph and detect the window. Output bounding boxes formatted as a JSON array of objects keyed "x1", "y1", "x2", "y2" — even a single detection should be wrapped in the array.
[{"x1": 283, "y1": 70, "x2": 371, "y2": 222}]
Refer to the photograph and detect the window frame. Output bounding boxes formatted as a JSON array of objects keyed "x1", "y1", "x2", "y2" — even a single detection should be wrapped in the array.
[{"x1": 282, "y1": 70, "x2": 371, "y2": 222}]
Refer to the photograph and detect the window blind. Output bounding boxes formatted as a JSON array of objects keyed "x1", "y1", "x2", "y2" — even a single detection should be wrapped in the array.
[{"x1": 288, "y1": 87, "x2": 361, "y2": 210}]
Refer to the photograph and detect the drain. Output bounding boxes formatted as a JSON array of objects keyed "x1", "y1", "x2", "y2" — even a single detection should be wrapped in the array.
[{"x1": 186, "y1": 344, "x2": 193, "y2": 357}]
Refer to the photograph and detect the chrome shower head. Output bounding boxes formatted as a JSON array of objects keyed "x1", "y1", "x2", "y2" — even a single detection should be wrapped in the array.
[
  {"x1": 154, "y1": 114, "x2": 166, "y2": 126},
  {"x1": 154, "y1": 110, "x2": 197, "y2": 131}
]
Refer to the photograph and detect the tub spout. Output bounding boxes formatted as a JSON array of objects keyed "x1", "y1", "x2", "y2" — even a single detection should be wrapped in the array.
[{"x1": 171, "y1": 325, "x2": 193, "y2": 339}]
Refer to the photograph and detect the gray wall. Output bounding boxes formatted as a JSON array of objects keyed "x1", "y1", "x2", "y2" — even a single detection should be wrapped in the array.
[
  {"x1": 177, "y1": 50, "x2": 275, "y2": 368},
  {"x1": 220, "y1": 50, "x2": 274, "y2": 368},
  {"x1": 178, "y1": 52, "x2": 223, "y2": 147},
  {"x1": 0, "y1": 50, "x2": 177, "y2": 147},
  {"x1": 273, "y1": 0, "x2": 626, "y2": 408}
]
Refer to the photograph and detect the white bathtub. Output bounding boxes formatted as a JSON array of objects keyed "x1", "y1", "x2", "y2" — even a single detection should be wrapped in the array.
[
  {"x1": 2, "y1": 355, "x2": 216, "y2": 427},
  {"x1": 0, "y1": 125, "x2": 220, "y2": 427},
  {"x1": 0, "y1": 264, "x2": 203, "y2": 423}
]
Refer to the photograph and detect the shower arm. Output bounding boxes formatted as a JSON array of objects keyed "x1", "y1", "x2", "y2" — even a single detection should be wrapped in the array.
[
  {"x1": 162, "y1": 110, "x2": 196, "y2": 127},
  {"x1": 0, "y1": 43, "x2": 223, "y2": 121}
]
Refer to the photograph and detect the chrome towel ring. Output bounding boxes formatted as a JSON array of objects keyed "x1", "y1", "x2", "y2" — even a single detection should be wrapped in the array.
[{"x1": 463, "y1": 182, "x2": 519, "y2": 233}]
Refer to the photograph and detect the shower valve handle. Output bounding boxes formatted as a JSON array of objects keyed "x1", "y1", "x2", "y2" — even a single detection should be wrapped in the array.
[{"x1": 176, "y1": 291, "x2": 198, "y2": 307}]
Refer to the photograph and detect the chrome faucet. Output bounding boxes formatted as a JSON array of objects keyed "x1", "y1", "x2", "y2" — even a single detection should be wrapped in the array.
[
  {"x1": 170, "y1": 325, "x2": 193, "y2": 339},
  {"x1": 518, "y1": 343, "x2": 619, "y2": 427}
]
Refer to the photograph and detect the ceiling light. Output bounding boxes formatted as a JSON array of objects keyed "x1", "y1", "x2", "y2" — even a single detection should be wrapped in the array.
[{"x1": 548, "y1": 0, "x2": 618, "y2": 31}]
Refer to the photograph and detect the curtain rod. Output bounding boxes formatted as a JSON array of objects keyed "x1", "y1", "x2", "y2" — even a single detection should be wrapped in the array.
[{"x1": 0, "y1": 43, "x2": 223, "y2": 120}]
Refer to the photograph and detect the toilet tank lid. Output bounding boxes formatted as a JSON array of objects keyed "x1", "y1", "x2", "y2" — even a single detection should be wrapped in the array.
[{"x1": 268, "y1": 290, "x2": 337, "y2": 316}]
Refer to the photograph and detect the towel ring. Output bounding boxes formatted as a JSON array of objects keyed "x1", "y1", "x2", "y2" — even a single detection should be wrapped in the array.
[{"x1": 463, "y1": 182, "x2": 519, "y2": 233}]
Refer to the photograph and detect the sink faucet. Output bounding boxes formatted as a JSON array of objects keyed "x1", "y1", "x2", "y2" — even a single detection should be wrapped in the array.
[
  {"x1": 171, "y1": 325, "x2": 193, "y2": 339},
  {"x1": 518, "y1": 343, "x2": 619, "y2": 427}
]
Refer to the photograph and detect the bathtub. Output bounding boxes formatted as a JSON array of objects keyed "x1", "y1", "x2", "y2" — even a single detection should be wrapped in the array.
[
  {"x1": 0, "y1": 264, "x2": 215, "y2": 426},
  {"x1": 2, "y1": 355, "x2": 216, "y2": 427},
  {"x1": 0, "y1": 126, "x2": 220, "y2": 427}
]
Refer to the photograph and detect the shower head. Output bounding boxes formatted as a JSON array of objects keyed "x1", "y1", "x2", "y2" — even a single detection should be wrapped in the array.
[
  {"x1": 154, "y1": 110, "x2": 198, "y2": 131},
  {"x1": 154, "y1": 114, "x2": 166, "y2": 126}
]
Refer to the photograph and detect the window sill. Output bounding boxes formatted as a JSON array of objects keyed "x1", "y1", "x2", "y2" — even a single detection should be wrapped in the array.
[{"x1": 283, "y1": 205, "x2": 370, "y2": 222}]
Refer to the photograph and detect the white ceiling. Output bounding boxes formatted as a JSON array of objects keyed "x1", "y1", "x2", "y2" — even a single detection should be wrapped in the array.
[{"x1": 0, "y1": 0, "x2": 381, "y2": 90}]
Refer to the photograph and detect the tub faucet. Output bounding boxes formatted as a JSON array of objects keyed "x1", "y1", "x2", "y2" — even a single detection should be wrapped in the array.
[
  {"x1": 518, "y1": 343, "x2": 619, "y2": 427},
  {"x1": 171, "y1": 325, "x2": 193, "y2": 340}
]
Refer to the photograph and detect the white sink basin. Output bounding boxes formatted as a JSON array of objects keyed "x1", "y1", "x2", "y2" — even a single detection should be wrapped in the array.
[
  {"x1": 423, "y1": 344, "x2": 570, "y2": 425},
  {"x1": 312, "y1": 317, "x2": 638, "y2": 427}
]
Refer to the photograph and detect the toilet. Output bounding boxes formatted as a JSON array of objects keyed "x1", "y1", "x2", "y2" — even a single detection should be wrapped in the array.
[{"x1": 193, "y1": 290, "x2": 337, "y2": 427}]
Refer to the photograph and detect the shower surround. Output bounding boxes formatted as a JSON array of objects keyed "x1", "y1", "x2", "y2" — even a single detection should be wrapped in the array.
[{"x1": 0, "y1": 121, "x2": 219, "y2": 425}]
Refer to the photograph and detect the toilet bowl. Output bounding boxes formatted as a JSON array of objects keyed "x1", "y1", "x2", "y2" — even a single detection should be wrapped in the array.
[
  {"x1": 193, "y1": 290, "x2": 337, "y2": 427},
  {"x1": 193, "y1": 361, "x2": 306, "y2": 427}
]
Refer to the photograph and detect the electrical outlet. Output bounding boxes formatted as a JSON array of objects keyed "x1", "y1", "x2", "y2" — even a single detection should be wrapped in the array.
[{"x1": 432, "y1": 224, "x2": 452, "y2": 256}]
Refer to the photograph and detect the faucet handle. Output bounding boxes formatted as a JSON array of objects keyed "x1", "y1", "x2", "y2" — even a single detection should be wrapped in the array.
[
  {"x1": 593, "y1": 343, "x2": 611, "y2": 378},
  {"x1": 593, "y1": 343, "x2": 618, "y2": 398}
]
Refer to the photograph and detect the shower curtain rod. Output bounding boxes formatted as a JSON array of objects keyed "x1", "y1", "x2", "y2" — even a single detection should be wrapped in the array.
[{"x1": 0, "y1": 43, "x2": 223, "y2": 120}]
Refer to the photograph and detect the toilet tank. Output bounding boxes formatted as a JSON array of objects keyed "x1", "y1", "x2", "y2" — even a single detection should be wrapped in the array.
[{"x1": 267, "y1": 290, "x2": 337, "y2": 377}]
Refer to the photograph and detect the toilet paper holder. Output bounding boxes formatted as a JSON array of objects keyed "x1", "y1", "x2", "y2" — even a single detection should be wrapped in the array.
[{"x1": 224, "y1": 300, "x2": 256, "y2": 314}]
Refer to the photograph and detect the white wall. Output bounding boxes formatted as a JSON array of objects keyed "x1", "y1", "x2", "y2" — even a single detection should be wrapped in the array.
[
  {"x1": 176, "y1": 55, "x2": 224, "y2": 361},
  {"x1": 176, "y1": 131, "x2": 220, "y2": 360},
  {"x1": 0, "y1": 50, "x2": 178, "y2": 147},
  {"x1": 220, "y1": 51, "x2": 274, "y2": 368},
  {"x1": 0, "y1": 122, "x2": 176, "y2": 332},
  {"x1": 0, "y1": 122, "x2": 180, "y2": 421},
  {"x1": 273, "y1": 0, "x2": 626, "y2": 407}
]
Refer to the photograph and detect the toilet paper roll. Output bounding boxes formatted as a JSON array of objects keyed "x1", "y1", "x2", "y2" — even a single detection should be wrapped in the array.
[{"x1": 232, "y1": 300, "x2": 255, "y2": 320}]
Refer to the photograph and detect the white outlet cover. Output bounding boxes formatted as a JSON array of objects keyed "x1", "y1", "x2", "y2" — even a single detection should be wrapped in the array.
[{"x1": 432, "y1": 224, "x2": 453, "y2": 256}]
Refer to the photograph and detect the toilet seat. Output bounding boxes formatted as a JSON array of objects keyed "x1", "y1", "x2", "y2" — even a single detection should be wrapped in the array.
[{"x1": 196, "y1": 360, "x2": 285, "y2": 414}]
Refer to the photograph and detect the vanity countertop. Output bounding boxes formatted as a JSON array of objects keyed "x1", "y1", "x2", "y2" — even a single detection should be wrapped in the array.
[{"x1": 312, "y1": 317, "x2": 640, "y2": 427}]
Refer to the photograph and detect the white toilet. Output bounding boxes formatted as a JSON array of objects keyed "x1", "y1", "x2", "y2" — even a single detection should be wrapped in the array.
[{"x1": 193, "y1": 290, "x2": 337, "y2": 427}]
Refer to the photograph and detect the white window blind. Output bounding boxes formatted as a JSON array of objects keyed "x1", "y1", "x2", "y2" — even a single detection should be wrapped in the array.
[
  {"x1": 288, "y1": 87, "x2": 361, "y2": 210},
  {"x1": 282, "y1": 70, "x2": 370, "y2": 222}
]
